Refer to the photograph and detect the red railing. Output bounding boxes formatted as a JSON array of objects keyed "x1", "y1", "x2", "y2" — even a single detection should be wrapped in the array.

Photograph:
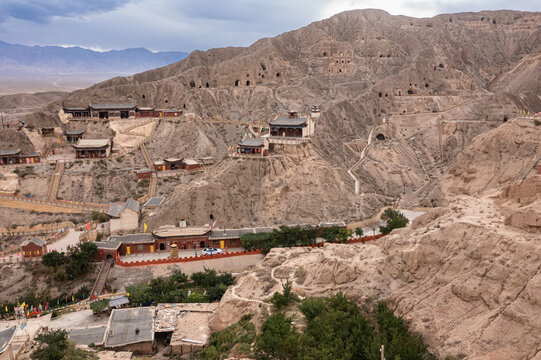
[
  {"x1": 115, "y1": 234, "x2": 387, "y2": 268},
  {"x1": 116, "y1": 249, "x2": 263, "y2": 267}
]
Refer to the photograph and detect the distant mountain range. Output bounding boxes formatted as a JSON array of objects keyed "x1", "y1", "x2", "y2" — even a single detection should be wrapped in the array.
[{"x1": 0, "y1": 40, "x2": 188, "y2": 76}]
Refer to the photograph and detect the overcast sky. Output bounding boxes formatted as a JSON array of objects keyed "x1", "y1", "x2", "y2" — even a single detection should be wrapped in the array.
[{"x1": 0, "y1": 0, "x2": 538, "y2": 52}]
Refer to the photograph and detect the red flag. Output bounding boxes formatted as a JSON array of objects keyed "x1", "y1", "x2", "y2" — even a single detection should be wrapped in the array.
[{"x1": 86, "y1": 221, "x2": 91, "y2": 231}]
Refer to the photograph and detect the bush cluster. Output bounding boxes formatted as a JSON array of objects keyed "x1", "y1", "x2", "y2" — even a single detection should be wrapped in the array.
[
  {"x1": 241, "y1": 226, "x2": 319, "y2": 253},
  {"x1": 126, "y1": 268, "x2": 234, "y2": 305},
  {"x1": 199, "y1": 294, "x2": 435, "y2": 360},
  {"x1": 41, "y1": 242, "x2": 98, "y2": 281},
  {"x1": 31, "y1": 329, "x2": 95, "y2": 360}
]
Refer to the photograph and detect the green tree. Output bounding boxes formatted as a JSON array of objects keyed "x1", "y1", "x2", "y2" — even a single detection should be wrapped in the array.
[
  {"x1": 92, "y1": 211, "x2": 109, "y2": 223},
  {"x1": 255, "y1": 313, "x2": 300, "y2": 360},
  {"x1": 375, "y1": 302, "x2": 431, "y2": 360},
  {"x1": 379, "y1": 209, "x2": 409, "y2": 235},
  {"x1": 90, "y1": 299, "x2": 108, "y2": 315},
  {"x1": 31, "y1": 330, "x2": 70, "y2": 360},
  {"x1": 270, "y1": 280, "x2": 298, "y2": 309},
  {"x1": 42, "y1": 250, "x2": 66, "y2": 268},
  {"x1": 321, "y1": 226, "x2": 353, "y2": 243},
  {"x1": 299, "y1": 297, "x2": 326, "y2": 321},
  {"x1": 206, "y1": 286, "x2": 226, "y2": 302},
  {"x1": 355, "y1": 227, "x2": 364, "y2": 237}
]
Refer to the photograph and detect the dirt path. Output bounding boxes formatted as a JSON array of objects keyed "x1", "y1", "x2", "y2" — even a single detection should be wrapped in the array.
[{"x1": 347, "y1": 127, "x2": 375, "y2": 194}]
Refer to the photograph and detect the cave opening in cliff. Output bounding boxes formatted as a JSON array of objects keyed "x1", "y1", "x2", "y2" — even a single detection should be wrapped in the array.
[
  {"x1": 235, "y1": 80, "x2": 240, "y2": 86},
  {"x1": 376, "y1": 133, "x2": 386, "y2": 141}
]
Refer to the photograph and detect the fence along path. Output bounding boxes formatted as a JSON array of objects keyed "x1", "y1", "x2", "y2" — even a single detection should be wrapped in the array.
[{"x1": 0, "y1": 192, "x2": 108, "y2": 213}]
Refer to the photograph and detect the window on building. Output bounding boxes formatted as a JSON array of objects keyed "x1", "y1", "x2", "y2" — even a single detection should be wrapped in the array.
[
  {"x1": 213, "y1": 240, "x2": 220, "y2": 245},
  {"x1": 230, "y1": 239, "x2": 236, "y2": 244},
  {"x1": 138, "y1": 245, "x2": 144, "y2": 251}
]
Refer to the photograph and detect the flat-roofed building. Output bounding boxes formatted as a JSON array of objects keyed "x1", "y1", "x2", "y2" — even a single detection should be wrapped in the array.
[
  {"x1": 183, "y1": 159, "x2": 200, "y2": 170},
  {"x1": 72, "y1": 139, "x2": 111, "y2": 158},
  {"x1": 0, "y1": 325, "x2": 17, "y2": 359},
  {"x1": 104, "y1": 307, "x2": 154, "y2": 355}
]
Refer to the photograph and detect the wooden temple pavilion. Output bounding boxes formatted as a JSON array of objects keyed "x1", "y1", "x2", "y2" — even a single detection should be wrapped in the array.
[
  {"x1": 64, "y1": 129, "x2": 84, "y2": 143},
  {"x1": 63, "y1": 107, "x2": 90, "y2": 117},
  {"x1": 269, "y1": 111, "x2": 314, "y2": 138},
  {"x1": 89, "y1": 103, "x2": 136, "y2": 119},
  {"x1": 238, "y1": 138, "x2": 269, "y2": 156},
  {"x1": 72, "y1": 139, "x2": 111, "y2": 158}
]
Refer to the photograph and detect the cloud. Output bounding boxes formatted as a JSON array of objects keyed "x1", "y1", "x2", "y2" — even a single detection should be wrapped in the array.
[
  {"x1": 0, "y1": 0, "x2": 133, "y2": 23},
  {"x1": 0, "y1": 0, "x2": 537, "y2": 52}
]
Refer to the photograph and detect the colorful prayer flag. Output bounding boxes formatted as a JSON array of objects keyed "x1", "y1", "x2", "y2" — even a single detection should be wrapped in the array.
[{"x1": 144, "y1": 223, "x2": 147, "y2": 233}]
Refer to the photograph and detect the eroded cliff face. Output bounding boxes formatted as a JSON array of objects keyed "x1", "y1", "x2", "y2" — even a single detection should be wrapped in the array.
[
  {"x1": 441, "y1": 120, "x2": 540, "y2": 197},
  {"x1": 210, "y1": 190, "x2": 541, "y2": 359},
  {"x1": 16, "y1": 10, "x2": 540, "y2": 226}
]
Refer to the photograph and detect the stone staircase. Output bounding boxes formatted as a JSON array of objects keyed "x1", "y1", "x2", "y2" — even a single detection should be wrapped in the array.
[
  {"x1": 91, "y1": 258, "x2": 114, "y2": 297},
  {"x1": 47, "y1": 161, "x2": 65, "y2": 201},
  {"x1": 140, "y1": 143, "x2": 153, "y2": 168}
]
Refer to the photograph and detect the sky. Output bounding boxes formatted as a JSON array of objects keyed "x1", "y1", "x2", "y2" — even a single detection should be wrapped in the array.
[{"x1": 0, "y1": 0, "x2": 538, "y2": 52}]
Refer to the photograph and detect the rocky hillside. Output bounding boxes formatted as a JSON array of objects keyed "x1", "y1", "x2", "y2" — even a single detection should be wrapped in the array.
[
  {"x1": 210, "y1": 176, "x2": 541, "y2": 359},
  {"x1": 21, "y1": 9, "x2": 541, "y2": 227}
]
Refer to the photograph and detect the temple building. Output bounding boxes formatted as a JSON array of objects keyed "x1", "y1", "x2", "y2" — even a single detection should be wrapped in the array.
[
  {"x1": 21, "y1": 238, "x2": 47, "y2": 257},
  {"x1": 72, "y1": 139, "x2": 111, "y2": 158},
  {"x1": 90, "y1": 103, "x2": 136, "y2": 119},
  {"x1": 0, "y1": 149, "x2": 41, "y2": 165},
  {"x1": 269, "y1": 111, "x2": 315, "y2": 139},
  {"x1": 63, "y1": 107, "x2": 90, "y2": 117},
  {"x1": 153, "y1": 225, "x2": 212, "y2": 250},
  {"x1": 19, "y1": 152, "x2": 41, "y2": 164},
  {"x1": 108, "y1": 198, "x2": 140, "y2": 233},
  {"x1": 0, "y1": 149, "x2": 22, "y2": 165},
  {"x1": 64, "y1": 129, "x2": 84, "y2": 143},
  {"x1": 164, "y1": 158, "x2": 184, "y2": 170},
  {"x1": 238, "y1": 138, "x2": 269, "y2": 156}
]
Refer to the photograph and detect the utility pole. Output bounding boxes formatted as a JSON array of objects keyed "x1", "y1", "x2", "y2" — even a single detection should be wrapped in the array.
[{"x1": 380, "y1": 344, "x2": 385, "y2": 360}]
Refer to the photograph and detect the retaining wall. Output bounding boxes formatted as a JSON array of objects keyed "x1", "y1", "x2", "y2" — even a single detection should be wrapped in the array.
[{"x1": 116, "y1": 234, "x2": 387, "y2": 268}]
